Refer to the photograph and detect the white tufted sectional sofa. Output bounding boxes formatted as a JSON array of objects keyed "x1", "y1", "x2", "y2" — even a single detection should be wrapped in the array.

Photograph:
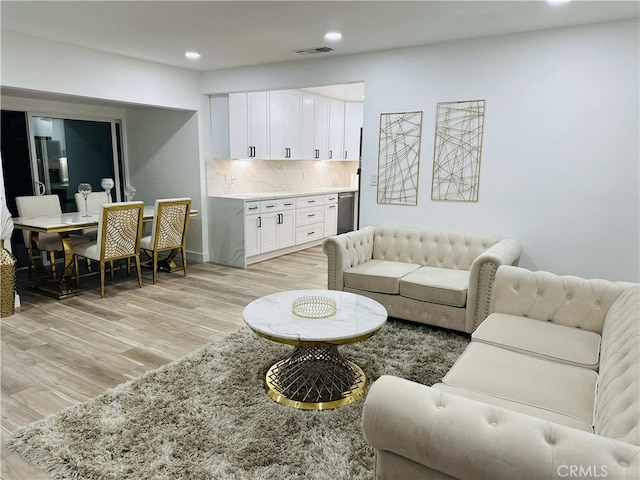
[
  {"x1": 322, "y1": 226, "x2": 521, "y2": 333},
  {"x1": 362, "y1": 265, "x2": 640, "y2": 480}
]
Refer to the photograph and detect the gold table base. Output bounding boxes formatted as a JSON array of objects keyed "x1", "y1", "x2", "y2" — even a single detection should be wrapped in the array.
[{"x1": 265, "y1": 344, "x2": 367, "y2": 410}]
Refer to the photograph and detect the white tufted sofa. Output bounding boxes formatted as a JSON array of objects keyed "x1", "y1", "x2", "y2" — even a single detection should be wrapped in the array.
[
  {"x1": 362, "y1": 266, "x2": 640, "y2": 480},
  {"x1": 322, "y1": 226, "x2": 521, "y2": 333}
]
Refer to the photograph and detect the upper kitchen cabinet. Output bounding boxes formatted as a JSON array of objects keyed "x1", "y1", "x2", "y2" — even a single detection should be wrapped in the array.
[
  {"x1": 229, "y1": 92, "x2": 269, "y2": 159},
  {"x1": 344, "y1": 102, "x2": 364, "y2": 161},
  {"x1": 328, "y1": 99, "x2": 345, "y2": 161},
  {"x1": 302, "y1": 93, "x2": 329, "y2": 160},
  {"x1": 223, "y1": 84, "x2": 363, "y2": 161},
  {"x1": 269, "y1": 90, "x2": 302, "y2": 160}
]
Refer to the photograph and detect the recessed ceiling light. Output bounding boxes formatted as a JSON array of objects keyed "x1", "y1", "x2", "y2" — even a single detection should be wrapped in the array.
[
  {"x1": 547, "y1": 0, "x2": 571, "y2": 5},
  {"x1": 185, "y1": 51, "x2": 201, "y2": 60},
  {"x1": 324, "y1": 32, "x2": 342, "y2": 41}
]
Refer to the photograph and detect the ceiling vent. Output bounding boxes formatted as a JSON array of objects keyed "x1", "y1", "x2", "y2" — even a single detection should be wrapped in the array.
[{"x1": 293, "y1": 46, "x2": 333, "y2": 55}]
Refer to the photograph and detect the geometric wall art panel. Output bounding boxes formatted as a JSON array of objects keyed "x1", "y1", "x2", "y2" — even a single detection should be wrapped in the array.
[
  {"x1": 377, "y1": 111, "x2": 423, "y2": 205},
  {"x1": 431, "y1": 100, "x2": 486, "y2": 202}
]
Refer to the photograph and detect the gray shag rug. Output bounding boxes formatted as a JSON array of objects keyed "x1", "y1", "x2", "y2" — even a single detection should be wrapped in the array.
[{"x1": 8, "y1": 319, "x2": 469, "y2": 480}]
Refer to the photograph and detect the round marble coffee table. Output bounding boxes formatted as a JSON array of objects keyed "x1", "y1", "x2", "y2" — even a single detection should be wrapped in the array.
[{"x1": 243, "y1": 289, "x2": 387, "y2": 410}]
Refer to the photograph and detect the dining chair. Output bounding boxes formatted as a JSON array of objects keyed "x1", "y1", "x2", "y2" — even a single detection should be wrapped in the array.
[
  {"x1": 73, "y1": 201, "x2": 144, "y2": 297},
  {"x1": 74, "y1": 191, "x2": 111, "y2": 241},
  {"x1": 140, "y1": 198, "x2": 191, "y2": 284},
  {"x1": 15, "y1": 195, "x2": 64, "y2": 279}
]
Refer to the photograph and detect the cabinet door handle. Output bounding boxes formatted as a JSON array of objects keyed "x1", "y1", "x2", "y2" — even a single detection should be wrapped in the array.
[
  {"x1": 308, "y1": 213, "x2": 315, "y2": 217},
  {"x1": 328, "y1": 205, "x2": 336, "y2": 209},
  {"x1": 329, "y1": 150, "x2": 333, "y2": 159},
  {"x1": 315, "y1": 149, "x2": 319, "y2": 159},
  {"x1": 308, "y1": 200, "x2": 315, "y2": 203},
  {"x1": 278, "y1": 213, "x2": 283, "y2": 224},
  {"x1": 258, "y1": 216, "x2": 261, "y2": 228},
  {"x1": 308, "y1": 231, "x2": 315, "y2": 235},
  {"x1": 344, "y1": 150, "x2": 348, "y2": 159},
  {"x1": 265, "y1": 204, "x2": 275, "y2": 209},
  {"x1": 285, "y1": 147, "x2": 291, "y2": 158},
  {"x1": 284, "y1": 202, "x2": 293, "y2": 206}
]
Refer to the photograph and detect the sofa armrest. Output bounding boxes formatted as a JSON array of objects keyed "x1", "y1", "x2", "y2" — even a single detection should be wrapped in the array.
[
  {"x1": 322, "y1": 226, "x2": 375, "y2": 290},
  {"x1": 363, "y1": 376, "x2": 639, "y2": 480},
  {"x1": 466, "y1": 239, "x2": 521, "y2": 332}
]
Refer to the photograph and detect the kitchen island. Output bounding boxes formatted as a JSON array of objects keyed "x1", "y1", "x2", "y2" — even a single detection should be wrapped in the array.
[{"x1": 208, "y1": 187, "x2": 357, "y2": 268}]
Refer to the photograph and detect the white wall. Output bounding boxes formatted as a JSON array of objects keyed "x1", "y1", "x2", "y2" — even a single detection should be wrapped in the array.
[
  {"x1": 203, "y1": 19, "x2": 639, "y2": 281},
  {"x1": 1, "y1": 30, "x2": 203, "y2": 111},
  {"x1": 125, "y1": 107, "x2": 205, "y2": 260},
  {"x1": 1, "y1": 30, "x2": 211, "y2": 260}
]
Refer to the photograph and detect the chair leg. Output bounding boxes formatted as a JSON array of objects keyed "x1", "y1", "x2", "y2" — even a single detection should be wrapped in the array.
[
  {"x1": 100, "y1": 261, "x2": 106, "y2": 298},
  {"x1": 135, "y1": 255, "x2": 143, "y2": 288},
  {"x1": 27, "y1": 251, "x2": 33, "y2": 280},
  {"x1": 181, "y1": 247, "x2": 187, "y2": 276},
  {"x1": 152, "y1": 251, "x2": 158, "y2": 284},
  {"x1": 109, "y1": 260, "x2": 114, "y2": 281}
]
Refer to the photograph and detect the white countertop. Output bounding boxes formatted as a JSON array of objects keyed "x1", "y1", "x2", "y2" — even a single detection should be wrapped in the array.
[{"x1": 210, "y1": 187, "x2": 357, "y2": 200}]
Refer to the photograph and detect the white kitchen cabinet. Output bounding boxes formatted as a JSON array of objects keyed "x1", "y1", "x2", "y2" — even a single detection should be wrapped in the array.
[
  {"x1": 229, "y1": 92, "x2": 269, "y2": 158},
  {"x1": 209, "y1": 190, "x2": 353, "y2": 268},
  {"x1": 344, "y1": 102, "x2": 364, "y2": 161},
  {"x1": 324, "y1": 193, "x2": 338, "y2": 236},
  {"x1": 328, "y1": 99, "x2": 345, "y2": 160},
  {"x1": 269, "y1": 90, "x2": 302, "y2": 160},
  {"x1": 244, "y1": 213, "x2": 261, "y2": 257},
  {"x1": 259, "y1": 199, "x2": 295, "y2": 253},
  {"x1": 295, "y1": 194, "x2": 325, "y2": 244},
  {"x1": 302, "y1": 93, "x2": 329, "y2": 160}
]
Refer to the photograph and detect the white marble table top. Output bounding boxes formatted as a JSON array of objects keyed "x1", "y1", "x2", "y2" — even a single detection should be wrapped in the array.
[
  {"x1": 13, "y1": 206, "x2": 198, "y2": 233},
  {"x1": 243, "y1": 289, "x2": 388, "y2": 345}
]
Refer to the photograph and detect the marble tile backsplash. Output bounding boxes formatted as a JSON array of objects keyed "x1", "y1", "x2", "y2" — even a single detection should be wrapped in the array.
[{"x1": 206, "y1": 159, "x2": 359, "y2": 195}]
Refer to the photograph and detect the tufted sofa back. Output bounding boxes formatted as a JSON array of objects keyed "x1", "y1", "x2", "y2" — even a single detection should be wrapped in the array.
[
  {"x1": 372, "y1": 227, "x2": 498, "y2": 270},
  {"x1": 594, "y1": 287, "x2": 640, "y2": 445},
  {"x1": 490, "y1": 265, "x2": 633, "y2": 334}
]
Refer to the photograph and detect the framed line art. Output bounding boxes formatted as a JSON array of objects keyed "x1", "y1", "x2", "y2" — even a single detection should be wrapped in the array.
[
  {"x1": 432, "y1": 100, "x2": 486, "y2": 202},
  {"x1": 377, "y1": 111, "x2": 423, "y2": 205}
]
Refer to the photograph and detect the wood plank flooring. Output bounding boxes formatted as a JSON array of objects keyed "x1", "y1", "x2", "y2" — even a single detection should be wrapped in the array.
[{"x1": 1, "y1": 246, "x2": 329, "y2": 479}]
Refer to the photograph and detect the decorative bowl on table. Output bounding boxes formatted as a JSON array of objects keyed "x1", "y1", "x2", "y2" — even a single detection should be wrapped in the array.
[{"x1": 292, "y1": 296, "x2": 337, "y2": 318}]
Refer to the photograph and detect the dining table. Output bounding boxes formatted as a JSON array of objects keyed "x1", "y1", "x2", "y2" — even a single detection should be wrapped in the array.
[{"x1": 12, "y1": 206, "x2": 198, "y2": 299}]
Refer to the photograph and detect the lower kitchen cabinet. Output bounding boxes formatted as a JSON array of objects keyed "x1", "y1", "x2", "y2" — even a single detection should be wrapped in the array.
[{"x1": 209, "y1": 191, "x2": 343, "y2": 268}]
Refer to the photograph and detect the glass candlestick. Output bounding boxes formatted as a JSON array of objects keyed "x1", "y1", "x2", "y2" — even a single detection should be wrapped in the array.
[
  {"x1": 100, "y1": 177, "x2": 114, "y2": 200},
  {"x1": 78, "y1": 183, "x2": 92, "y2": 217},
  {"x1": 124, "y1": 186, "x2": 136, "y2": 201}
]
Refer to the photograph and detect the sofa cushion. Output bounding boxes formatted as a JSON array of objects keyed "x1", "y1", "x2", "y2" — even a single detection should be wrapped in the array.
[
  {"x1": 472, "y1": 313, "x2": 601, "y2": 370},
  {"x1": 344, "y1": 260, "x2": 421, "y2": 294},
  {"x1": 400, "y1": 266, "x2": 468, "y2": 307},
  {"x1": 432, "y1": 383, "x2": 593, "y2": 433},
  {"x1": 490, "y1": 265, "x2": 632, "y2": 334},
  {"x1": 442, "y1": 342, "x2": 598, "y2": 426},
  {"x1": 372, "y1": 226, "x2": 498, "y2": 269}
]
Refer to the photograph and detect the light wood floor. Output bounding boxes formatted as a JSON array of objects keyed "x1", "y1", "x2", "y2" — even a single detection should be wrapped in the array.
[{"x1": 1, "y1": 246, "x2": 329, "y2": 480}]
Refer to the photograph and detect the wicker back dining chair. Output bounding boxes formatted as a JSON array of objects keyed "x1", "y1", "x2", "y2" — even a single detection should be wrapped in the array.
[
  {"x1": 73, "y1": 201, "x2": 144, "y2": 297},
  {"x1": 140, "y1": 198, "x2": 191, "y2": 284},
  {"x1": 74, "y1": 191, "x2": 111, "y2": 241},
  {"x1": 15, "y1": 194, "x2": 64, "y2": 279}
]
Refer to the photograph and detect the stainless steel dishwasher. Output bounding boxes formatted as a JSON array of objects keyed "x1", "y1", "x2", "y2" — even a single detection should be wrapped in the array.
[{"x1": 337, "y1": 192, "x2": 355, "y2": 234}]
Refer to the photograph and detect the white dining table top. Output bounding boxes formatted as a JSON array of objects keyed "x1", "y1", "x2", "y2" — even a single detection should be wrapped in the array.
[{"x1": 13, "y1": 206, "x2": 197, "y2": 233}]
